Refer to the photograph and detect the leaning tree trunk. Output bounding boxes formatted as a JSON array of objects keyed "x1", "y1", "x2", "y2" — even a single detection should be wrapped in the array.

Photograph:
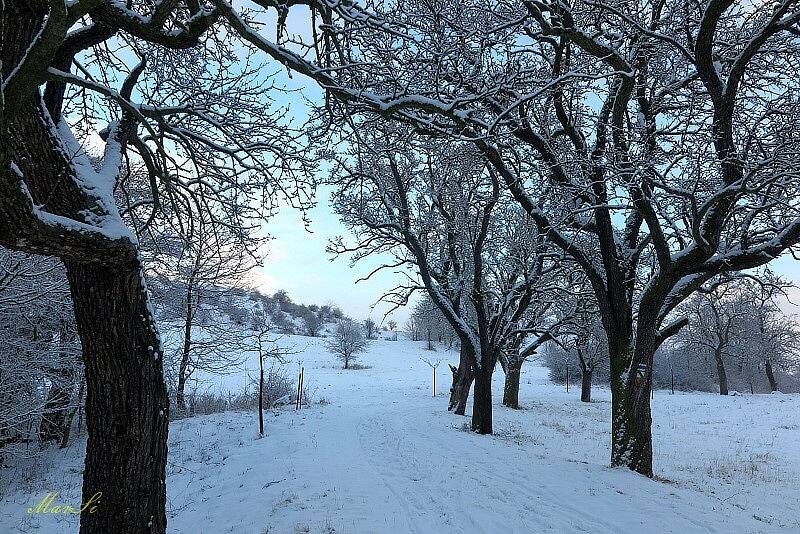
[
  {"x1": 67, "y1": 262, "x2": 169, "y2": 534},
  {"x1": 471, "y1": 357, "x2": 493, "y2": 434},
  {"x1": 765, "y1": 358, "x2": 778, "y2": 392},
  {"x1": 580, "y1": 368, "x2": 593, "y2": 403},
  {"x1": 448, "y1": 345, "x2": 474, "y2": 415},
  {"x1": 502, "y1": 357, "x2": 522, "y2": 409},
  {"x1": 609, "y1": 342, "x2": 654, "y2": 477},
  {"x1": 713, "y1": 348, "x2": 729, "y2": 396}
]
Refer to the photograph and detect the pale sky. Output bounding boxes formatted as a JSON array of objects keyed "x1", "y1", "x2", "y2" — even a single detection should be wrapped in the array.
[{"x1": 250, "y1": 187, "x2": 416, "y2": 326}]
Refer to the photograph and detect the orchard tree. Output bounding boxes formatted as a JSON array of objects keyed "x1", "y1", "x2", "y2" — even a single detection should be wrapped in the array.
[
  {"x1": 326, "y1": 319, "x2": 369, "y2": 369},
  {"x1": 364, "y1": 318, "x2": 378, "y2": 340},
  {"x1": 674, "y1": 273, "x2": 800, "y2": 394},
  {"x1": 234, "y1": 0, "x2": 800, "y2": 476},
  {"x1": 329, "y1": 130, "x2": 564, "y2": 431},
  {"x1": 147, "y1": 213, "x2": 258, "y2": 416},
  {"x1": 544, "y1": 293, "x2": 608, "y2": 403},
  {"x1": 677, "y1": 279, "x2": 753, "y2": 395},
  {"x1": 738, "y1": 276, "x2": 800, "y2": 392}
]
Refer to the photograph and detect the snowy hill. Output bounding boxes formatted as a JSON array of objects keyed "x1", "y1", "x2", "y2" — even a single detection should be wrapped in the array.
[{"x1": 1, "y1": 336, "x2": 799, "y2": 533}]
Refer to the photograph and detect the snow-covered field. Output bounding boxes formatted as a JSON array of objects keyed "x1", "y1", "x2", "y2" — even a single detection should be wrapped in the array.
[{"x1": 2, "y1": 336, "x2": 799, "y2": 533}]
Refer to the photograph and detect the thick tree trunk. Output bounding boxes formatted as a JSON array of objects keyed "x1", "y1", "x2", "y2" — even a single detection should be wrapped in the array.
[
  {"x1": 502, "y1": 357, "x2": 522, "y2": 409},
  {"x1": 713, "y1": 348, "x2": 729, "y2": 395},
  {"x1": 580, "y1": 368, "x2": 592, "y2": 403},
  {"x1": 448, "y1": 346, "x2": 474, "y2": 415},
  {"x1": 66, "y1": 262, "x2": 169, "y2": 534},
  {"x1": 471, "y1": 363, "x2": 492, "y2": 434},
  {"x1": 609, "y1": 342, "x2": 653, "y2": 477},
  {"x1": 3, "y1": 4, "x2": 170, "y2": 528},
  {"x1": 765, "y1": 359, "x2": 778, "y2": 392}
]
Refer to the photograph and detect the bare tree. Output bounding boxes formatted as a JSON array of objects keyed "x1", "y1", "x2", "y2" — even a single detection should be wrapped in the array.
[
  {"x1": 249, "y1": 0, "x2": 800, "y2": 476},
  {"x1": 364, "y1": 318, "x2": 378, "y2": 340},
  {"x1": 249, "y1": 309, "x2": 295, "y2": 436},
  {"x1": 0, "y1": 1, "x2": 316, "y2": 530},
  {"x1": 302, "y1": 312, "x2": 323, "y2": 337},
  {"x1": 325, "y1": 319, "x2": 369, "y2": 369},
  {"x1": 0, "y1": 249, "x2": 81, "y2": 450},
  {"x1": 550, "y1": 319, "x2": 608, "y2": 403},
  {"x1": 330, "y1": 131, "x2": 564, "y2": 431},
  {"x1": 738, "y1": 277, "x2": 800, "y2": 393},
  {"x1": 664, "y1": 273, "x2": 800, "y2": 393},
  {"x1": 677, "y1": 280, "x2": 752, "y2": 395},
  {"x1": 145, "y1": 213, "x2": 257, "y2": 416}
]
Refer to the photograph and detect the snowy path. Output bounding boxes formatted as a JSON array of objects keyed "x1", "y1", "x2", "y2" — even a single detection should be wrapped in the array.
[{"x1": 2, "y1": 336, "x2": 798, "y2": 533}]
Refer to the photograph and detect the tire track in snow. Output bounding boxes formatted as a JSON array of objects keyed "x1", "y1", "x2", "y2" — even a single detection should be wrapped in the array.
[{"x1": 354, "y1": 407, "x2": 621, "y2": 533}]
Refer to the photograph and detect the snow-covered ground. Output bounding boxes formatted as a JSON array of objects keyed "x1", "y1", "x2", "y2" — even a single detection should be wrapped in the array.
[{"x1": 2, "y1": 336, "x2": 799, "y2": 533}]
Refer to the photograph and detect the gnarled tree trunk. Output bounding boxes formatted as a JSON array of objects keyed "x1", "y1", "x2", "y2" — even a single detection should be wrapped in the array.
[
  {"x1": 609, "y1": 340, "x2": 654, "y2": 478},
  {"x1": 448, "y1": 346, "x2": 474, "y2": 415},
  {"x1": 67, "y1": 262, "x2": 169, "y2": 534},
  {"x1": 3, "y1": 4, "x2": 171, "y2": 529}
]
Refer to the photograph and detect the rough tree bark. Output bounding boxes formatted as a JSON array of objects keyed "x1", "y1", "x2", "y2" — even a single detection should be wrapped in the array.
[
  {"x1": 448, "y1": 346, "x2": 474, "y2": 415},
  {"x1": 471, "y1": 355, "x2": 493, "y2": 434},
  {"x1": 609, "y1": 336, "x2": 655, "y2": 478},
  {"x1": 67, "y1": 262, "x2": 169, "y2": 534},
  {"x1": 2, "y1": 3, "x2": 171, "y2": 531}
]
